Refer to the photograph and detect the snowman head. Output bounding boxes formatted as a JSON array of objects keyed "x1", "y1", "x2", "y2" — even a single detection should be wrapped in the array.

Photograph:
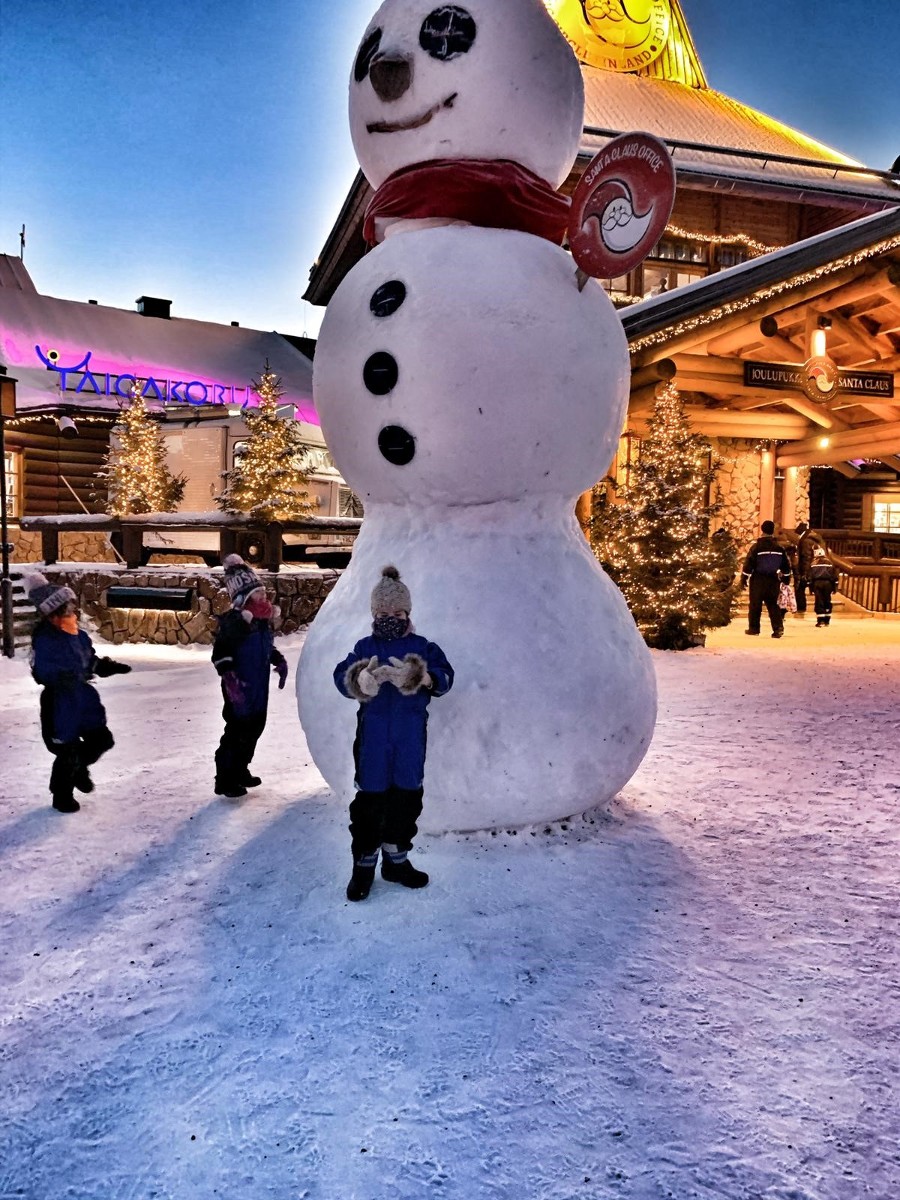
[{"x1": 349, "y1": 0, "x2": 584, "y2": 190}]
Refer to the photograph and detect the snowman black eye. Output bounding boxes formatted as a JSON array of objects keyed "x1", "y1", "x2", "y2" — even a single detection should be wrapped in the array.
[
  {"x1": 370, "y1": 281, "x2": 406, "y2": 318},
  {"x1": 354, "y1": 27, "x2": 382, "y2": 82},
  {"x1": 419, "y1": 6, "x2": 476, "y2": 60},
  {"x1": 379, "y1": 425, "x2": 416, "y2": 466},
  {"x1": 364, "y1": 352, "x2": 398, "y2": 395}
]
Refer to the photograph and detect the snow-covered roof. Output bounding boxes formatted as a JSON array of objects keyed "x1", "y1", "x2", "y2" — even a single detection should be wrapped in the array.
[
  {"x1": 621, "y1": 205, "x2": 900, "y2": 345},
  {"x1": 581, "y1": 72, "x2": 900, "y2": 208},
  {"x1": 0, "y1": 259, "x2": 317, "y2": 424}
]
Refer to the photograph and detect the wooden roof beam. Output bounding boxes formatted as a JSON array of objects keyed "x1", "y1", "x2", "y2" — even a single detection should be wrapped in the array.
[
  {"x1": 830, "y1": 462, "x2": 862, "y2": 478},
  {"x1": 779, "y1": 395, "x2": 851, "y2": 430},
  {"x1": 776, "y1": 420, "x2": 900, "y2": 466},
  {"x1": 814, "y1": 307, "x2": 891, "y2": 362},
  {"x1": 817, "y1": 264, "x2": 899, "y2": 310},
  {"x1": 631, "y1": 264, "x2": 862, "y2": 368},
  {"x1": 702, "y1": 326, "x2": 764, "y2": 356},
  {"x1": 877, "y1": 454, "x2": 900, "y2": 472}
]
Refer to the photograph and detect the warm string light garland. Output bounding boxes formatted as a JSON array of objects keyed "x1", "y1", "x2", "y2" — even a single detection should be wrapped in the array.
[
  {"x1": 8, "y1": 413, "x2": 114, "y2": 428},
  {"x1": 663, "y1": 223, "x2": 784, "y2": 257},
  {"x1": 218, "y1": 363, "x2": 314, "y2": 523},
  {"x1": 592, "y1": 382, "x2": 739, "y2": 649},
  {"x1": 98, "y1": 382, "x2": 186, "y2": 516}
]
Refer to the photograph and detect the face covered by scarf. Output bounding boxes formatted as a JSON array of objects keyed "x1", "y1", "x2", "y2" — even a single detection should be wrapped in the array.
[
  {"x1": 50, "y1": 611, "x2": 79, "y2": 636},
  {"x1": 244, "y1": 591, "x2": 274, "y2": 622},
  {"x1": 372, "y1": 614, "x2": 409, "y2": 641}
]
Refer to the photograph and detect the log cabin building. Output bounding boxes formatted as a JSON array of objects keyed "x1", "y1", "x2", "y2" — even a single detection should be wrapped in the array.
[
  {"x1": 0, "y1": 254, "x2": 348, "y2": 564},
  {"x1": 304, "y1": 0, "x2": 900, "y2": 570}
]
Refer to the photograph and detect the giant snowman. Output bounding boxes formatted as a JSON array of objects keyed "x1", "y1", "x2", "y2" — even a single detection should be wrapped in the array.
[{"x1": 297, "y1": 0, "x2": 657, "y2": 832}]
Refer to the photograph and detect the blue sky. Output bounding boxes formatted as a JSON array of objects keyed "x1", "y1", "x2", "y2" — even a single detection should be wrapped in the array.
[{"x1": 1, "y1": 0, "x2": 897, "y2": 338}]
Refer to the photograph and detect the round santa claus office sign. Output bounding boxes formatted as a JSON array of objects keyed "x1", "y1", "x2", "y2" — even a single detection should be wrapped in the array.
[{"x1": 568, "y1": 132, "x2": 676, "y2": 279}]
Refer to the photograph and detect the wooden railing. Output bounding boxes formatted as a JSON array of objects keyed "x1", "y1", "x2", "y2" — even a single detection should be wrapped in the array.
[
  {"x1": 818, "y1": 529, "x2": 900, "y2": 614},
  {"x1": 18, "y1": 512, "x2": 362, "y2": 573}
]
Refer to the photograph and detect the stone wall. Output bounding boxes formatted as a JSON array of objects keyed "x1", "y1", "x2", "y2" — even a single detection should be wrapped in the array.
[
  {"x1": 11, "y1": 528, "x2": 118, "y2": 565},
  {"x1": 711, "y1": 438, "x2": 762, "y2": 548},
  {"x1": 30, "y1": 566, "x2": 339, "y2": 645}
]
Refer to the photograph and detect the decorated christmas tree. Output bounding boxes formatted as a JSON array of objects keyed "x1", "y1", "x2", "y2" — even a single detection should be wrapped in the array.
[
  {"x1": 591, "y1": 383, "x2": 738, "y2": 650},
  {"x1": 218, "y1": 363, "x2": 314, "y2": 522},
  {"x1": 98, "y1": 382, "x2": 186, "y2": 516}
]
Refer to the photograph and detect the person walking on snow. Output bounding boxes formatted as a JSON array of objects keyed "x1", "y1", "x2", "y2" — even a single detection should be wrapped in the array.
[
  {"x1": 808, "y1": 545, "x2": 839, "y2": 627},
  {"x1": 25, "y1": 572, "x2": 131, "y2": 813},
  {"x1": 794, "y1": 521, "x2": 826, "y2": 615},
  {"x1": 334, "y1": 565, "x2": 454, "y2": 902},
  {"x1": 741, "y1": 520, "x2": 792, "y2": 638},
  {"x1": 212, "y1": 554, "x2": 287, "y2": 798}
]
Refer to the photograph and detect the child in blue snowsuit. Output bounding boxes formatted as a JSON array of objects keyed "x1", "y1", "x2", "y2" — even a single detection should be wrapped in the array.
[
  {"x1": 211, "y1": 554, "x2": 287, "y2": 798},
  {"x1": 335, "y1": 565, "x2": 453, "y2": 901},
  {"x1": 25, "y1": 572, "x2": 131, "y2": 813}
]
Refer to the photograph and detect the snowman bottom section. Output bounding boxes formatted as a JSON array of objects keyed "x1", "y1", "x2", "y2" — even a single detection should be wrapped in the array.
[{"x1": 297, "y1": 503, "x2": 657, "y2": 833}]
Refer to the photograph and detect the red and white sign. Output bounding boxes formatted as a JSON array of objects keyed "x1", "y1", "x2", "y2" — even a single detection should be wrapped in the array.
[{"x1": 568, "y1": 132, "x2": 676, "y2": 279}]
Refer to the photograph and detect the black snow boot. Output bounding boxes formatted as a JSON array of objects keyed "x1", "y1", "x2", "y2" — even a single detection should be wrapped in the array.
[
  {"x1": 241, "y1": 773, "x2": 262, "y2": 788},
  {"x1": 73, "y1": 765, "x2": 95, "y2": 793},
  {"x1": 215, "y1": 779, "x2": 248, "y2": 798},
  {"x1": 381, "y1": 858, "x2": 429, "y2": 889},
  {"x1": 52, "y1": 793, "x2": 81, "y2": 813},
  {"x1": 346, "y1": 863, "x2": 376, "y2": 902}
]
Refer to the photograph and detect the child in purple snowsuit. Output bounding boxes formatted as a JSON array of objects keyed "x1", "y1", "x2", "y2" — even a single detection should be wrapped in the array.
[
  {"x1": 334, "y1": 566, "x2": 453, "y2": 902},
  {"x1": 211, "y1": 555, "x2": 288, "y2": 798}
]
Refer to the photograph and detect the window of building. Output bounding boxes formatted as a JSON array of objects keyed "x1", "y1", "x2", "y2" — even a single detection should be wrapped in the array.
[
  {"x1": 600, "y1": 275, "x2": 633, "y2": 306},
  {"x1": 873, "y1": 500, "x2": 900, "y2": 533},
  {"x1": 649, "y1": 236, "x2": 709, "y2": 265},
  {"x1": 715, "y1": 245, "x2": 750, "y2": 269},
  {"x1": 3, "y1": 449, "x2": 20, "y2": 518}
]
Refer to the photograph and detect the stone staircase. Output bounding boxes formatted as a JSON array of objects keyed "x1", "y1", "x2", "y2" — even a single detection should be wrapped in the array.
[{"x1": 2, "y1": 572, "x2": 34, "y2": 653}]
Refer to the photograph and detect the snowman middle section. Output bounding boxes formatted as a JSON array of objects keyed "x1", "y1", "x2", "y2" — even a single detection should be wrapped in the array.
[{"x1": 299, "y1": 224, "x2": 657, "y2": 831}]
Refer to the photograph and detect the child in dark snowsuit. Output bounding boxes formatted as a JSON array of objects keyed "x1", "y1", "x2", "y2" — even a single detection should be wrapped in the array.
[
  {"x1": 25, "y1": 572, "x2": 131, "y2": 813},
  {"x1": 334, "y1": 565, "x2": 453, "y2": 902},
  {"x1": 808, "y1": 546, "x2": 839, "y2": 627},
  {"x1": 212, "y1": 554, "x2": 287, "y2": 798}
]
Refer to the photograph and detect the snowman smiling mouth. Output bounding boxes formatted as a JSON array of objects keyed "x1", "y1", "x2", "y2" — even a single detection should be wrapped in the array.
[{"x1": 367, "y1": 92, "x2": 458, "y2": 134}]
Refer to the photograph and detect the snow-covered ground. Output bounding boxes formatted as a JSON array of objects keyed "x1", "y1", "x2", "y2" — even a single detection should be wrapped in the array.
[{"x1": 1, "y1": 614, "x2": 898, "y2": 1200}]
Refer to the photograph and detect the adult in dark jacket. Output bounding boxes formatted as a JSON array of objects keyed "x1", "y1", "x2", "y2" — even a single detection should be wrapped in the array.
[
  {"x1": 334, "y1": 565, "x2": 454, "y2": 902},
  {"x1": 741, "y1": 520, "x2": 792, "y2": 638},
  {"x1": 25, "y1": 572, "x2": 130, "y2": 813},
  {"x1": 808, "y1": 546, "x2": 840, "y2": 627},
  {"x1": 212, "y1": 554, "x2": 287, "y2": 798},
  {"x1": 794, "y1": 522, "x2": 826, "y2": 614}
]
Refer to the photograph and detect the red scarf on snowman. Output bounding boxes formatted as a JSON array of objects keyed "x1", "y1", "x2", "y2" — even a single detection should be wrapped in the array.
[{"x1": 363, "y1": 158, "x2": 571, "y2": 247}]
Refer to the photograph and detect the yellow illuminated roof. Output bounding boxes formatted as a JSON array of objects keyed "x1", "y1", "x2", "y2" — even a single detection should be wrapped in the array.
[{"x1": 546, "y1": 0, "x2": 706, "y2": 88}]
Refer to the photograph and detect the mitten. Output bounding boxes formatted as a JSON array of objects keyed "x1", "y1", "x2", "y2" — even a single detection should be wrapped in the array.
[
  {"x1": 222, "y1": 671, "x2": 245, "y2": 706},
  {"x1": 386, "y1": 654, "x2": 431, "y2": 695},
  {"x1": 274, "y1": 659, "x2": 288, "y2": 690},
  {"x1": 357, "y1": 656, "x2": 382, "y2": 698},
  {"x1": 94, "y1": 658, "x2": 132, "y2": 677}
]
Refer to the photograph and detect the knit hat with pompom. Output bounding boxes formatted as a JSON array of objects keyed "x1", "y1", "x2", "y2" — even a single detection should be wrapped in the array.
[
  {"x1": 23, "y1": 571, "x2": 77, "y2": 617},
  {"x1": 222, "y1": 554, "x2": 264, "y2": 610},
  {"x1": 370, "y1": 565, "x2": 411, "y2": 615}
]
